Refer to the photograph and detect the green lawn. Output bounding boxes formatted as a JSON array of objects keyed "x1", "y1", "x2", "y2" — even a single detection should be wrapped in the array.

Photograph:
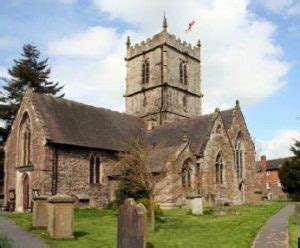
[
  {"x1": 289, "y1": 212, "x2": 299, "y2": 248},
  {"x1": 6, "y1": 202, "x2": 285, "y2": 248}
]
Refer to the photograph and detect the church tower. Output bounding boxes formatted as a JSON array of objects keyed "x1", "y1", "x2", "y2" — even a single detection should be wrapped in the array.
[{"x1": 124, "y1": 16, "x2": 202, "y2": 127}]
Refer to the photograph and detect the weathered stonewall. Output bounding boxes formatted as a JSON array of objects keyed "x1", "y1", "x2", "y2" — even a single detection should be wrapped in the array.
[
  {"x1": 47, "y1": 194, "x2": 75, "y2": 239},
  {"x1": 117, "y1": 198, "x2": 147, "y2": 248},
  {"x1": 32, "y1": 195, "x2": 48, "y2": 227}
]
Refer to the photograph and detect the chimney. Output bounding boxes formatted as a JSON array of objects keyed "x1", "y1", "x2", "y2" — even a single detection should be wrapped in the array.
[{"x1": 259, "y1": 155, "x2": 267, "y2": 172}]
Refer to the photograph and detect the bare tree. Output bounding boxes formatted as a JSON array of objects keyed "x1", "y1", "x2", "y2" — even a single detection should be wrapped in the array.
[{"x1": 112, "y1": 139, "x2": 181, "y2": 232}]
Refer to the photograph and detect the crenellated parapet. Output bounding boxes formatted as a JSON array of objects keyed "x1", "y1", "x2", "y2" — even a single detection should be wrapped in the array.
[{"x1": 126, "y1": 31, "x2": 201, "y2": 61}]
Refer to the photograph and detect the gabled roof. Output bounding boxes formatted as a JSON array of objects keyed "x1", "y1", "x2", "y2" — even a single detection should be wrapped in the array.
[
  {"x1": 266, "y1": 157, "x2": 292, "y2": 170},
  {"x1": 31, "y1": 93, "x2": 145, "y2": 151},
  {"x1": 145, "y1": 113, "x2": 216, "y2": 155},
  {"x1": 26, "y1": 92, "x2": 236, "y2": 154},
  {"x1": 220, "y1": 108, "x2": 235, "y2": 130}
]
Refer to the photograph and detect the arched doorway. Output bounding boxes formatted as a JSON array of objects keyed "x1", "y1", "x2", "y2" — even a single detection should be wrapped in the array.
[{"x1": 23, "y1": 174, "x2": 30, "y2": 211}]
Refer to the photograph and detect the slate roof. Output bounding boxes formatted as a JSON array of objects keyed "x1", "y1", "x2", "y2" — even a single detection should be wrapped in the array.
[
  {"x1": 145, "y1": 113, "x2": 216, "y2": 155},
  {"x1": 266, "y1": 157, "x2": 292, "y2": 170},
  {"x1": 220, "y1": 108, "x2": 235, "y2": 130},
  {"x1": 28, "y1": 92, "x2": 235, "y2": 153},
  {"x1": 31, "y1": 93, "x2": 145, "y2": 151}
]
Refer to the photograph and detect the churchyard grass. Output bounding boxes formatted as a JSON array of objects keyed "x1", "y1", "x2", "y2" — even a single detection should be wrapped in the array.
[
  {"x1": 289, "y1": 211, "x2": 299, "y2": 248},
  {"x1": 0, "y1": 234, "x2": 11, "y2": 248},
  {"x1": 6, "y1": 201, "x2": 285, "y2": 248}
]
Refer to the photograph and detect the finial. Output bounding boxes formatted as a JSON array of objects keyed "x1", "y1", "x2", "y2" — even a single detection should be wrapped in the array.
[
  {"x1": 235, "y1": 100, "x2": 240, "y2": 107},
  {"x1": 163, "y1": 13, "x2": 168, "y2": 31},
  {"x1": 197, "y1": 40, "x2": 201, "y2": 47},
  {"x1": 215, "y1": 107, "x2": 220, "y2": 112},
  {"x1": 126, "y1": 36, "x2": 131, "y2": 48}
]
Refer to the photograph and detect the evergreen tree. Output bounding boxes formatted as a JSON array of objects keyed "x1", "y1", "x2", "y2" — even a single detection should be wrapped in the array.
[
  {"x1": 0, "y1": 43, "x2": 64, "y2": 140},
  {"x1": 279, "y1": 139, "x2": 300, "y2": 197}
]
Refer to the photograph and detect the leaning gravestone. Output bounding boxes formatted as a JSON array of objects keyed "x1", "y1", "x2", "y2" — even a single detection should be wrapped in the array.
[{"x1": 117, "y1": 198, "x2": 147, "y2": 248}]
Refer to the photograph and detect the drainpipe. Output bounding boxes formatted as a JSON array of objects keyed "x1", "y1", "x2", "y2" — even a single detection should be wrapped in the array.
[{"x1": 51, "y1": 145, "x2": 58, "y2": 195}]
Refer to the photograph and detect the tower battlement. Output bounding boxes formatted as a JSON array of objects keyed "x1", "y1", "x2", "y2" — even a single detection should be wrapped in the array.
[{"x1": 126, "y1": 31, "x2": 201, "y2": 61}]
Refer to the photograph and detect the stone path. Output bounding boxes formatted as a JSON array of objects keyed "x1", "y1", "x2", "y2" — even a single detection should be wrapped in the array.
[
  {"x1": 0, "y1": 216, "x2": 48, "y2": 248},
  {"x1": 253, "y1": 204, "x2": 295, "y2": 248}
]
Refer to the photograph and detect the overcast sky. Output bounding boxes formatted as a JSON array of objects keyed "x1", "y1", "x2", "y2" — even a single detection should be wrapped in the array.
[{"x1": 0, "y1": 0, "x2": 299, "y2": 159}]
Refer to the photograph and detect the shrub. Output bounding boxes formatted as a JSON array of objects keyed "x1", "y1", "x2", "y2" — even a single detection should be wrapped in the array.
[{"x1": 137, "y1": 198, "x2": 163, "y2": 216}]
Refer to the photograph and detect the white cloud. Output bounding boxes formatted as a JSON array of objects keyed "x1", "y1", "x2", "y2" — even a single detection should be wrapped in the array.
[
  {"x1": 47, "y1": 0, "x2": 290, "y2": 113},
  {"x1": 257, "y1": 0, "x2": 300, "y2": 16},
  {"x1": 0, "y1": 66, "x2": 8, "y2": 78},
  {"x1": 259, "y1": 129, "x2": 299, "y2": 159},
  {"x1": 48, "y1": 26, "x2": 120, "y2": 58}
]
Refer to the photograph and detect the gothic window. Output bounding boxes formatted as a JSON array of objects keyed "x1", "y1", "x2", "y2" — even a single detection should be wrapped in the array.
[
  {"x1": 19, "y1": 113, "x2": 31, "y2": 166},
  {"x1": 90, "y1": 156, "x2": 102, "y2": 184},
  {"x1": 89, "y1": 156, "x2": 95, "y2": 183},
  {"x1": 182, "y1": 161, "x2": 193, "y2": 188},
  {"x1": 235, "y1": 133, "x2": 243, "y2": 179},
  {"x1": 215, "y1": 153, "x2": 223, "y2": 184},
  {"x1": 142, "y1": 59, "x2": 149, "y2": 84},
  {"x1": 95, "y1": 157, "x2": 100, "y2": 183},
  {"x1": 180, "y1": 60, "x2": 188, "y2": 85},
  {"x1": 216, "y1": 124, "x2": 222, "y2": 134}
]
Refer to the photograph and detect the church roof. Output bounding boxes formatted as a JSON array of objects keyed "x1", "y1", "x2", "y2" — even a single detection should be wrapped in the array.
[
  {"x1": 29, "y1": 92, "x2": 235, "y2": 153},
  {"x1": 145, "y1": 113, "x2": 216, "y2": 155},
  {"x1": 31, "y1": 93, "x2": 145, "y2": 151}
]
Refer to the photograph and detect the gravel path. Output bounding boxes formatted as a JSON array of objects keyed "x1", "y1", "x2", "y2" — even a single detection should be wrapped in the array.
[
  {"x1": 0, "y1": 216, "x2": 48, "y2": 248},
  {"x1": 253, "y1": 204, "x2": 294, "y2": 248}
]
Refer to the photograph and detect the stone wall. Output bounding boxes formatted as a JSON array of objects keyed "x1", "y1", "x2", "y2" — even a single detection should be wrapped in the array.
[
  {"x1": 226, "y1": 106, "x2": 256, "y2": 204},
  {"x1": 4, "y1": 90, "x2": 53, "y2": 210},
  {"x1": 56, "y1": 146, "x2": 118, "y2": 208}
]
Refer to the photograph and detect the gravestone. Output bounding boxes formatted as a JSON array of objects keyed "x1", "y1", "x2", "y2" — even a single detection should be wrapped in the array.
[
  {"x1": 117, "y1": 198, "x2": 147, "y2": 248},
  {"x1": 253, "y1": 190, "x2": 262, "y2": 205},
  {"x1": 32, "y1": 195, "x2": 48, "y2": 227},
  {"x1": 47, "y1": 194, "x2": 75, "y2": 239},
  {"x1": 191, "y1": 195, "x2": 203, "y2": 215}
]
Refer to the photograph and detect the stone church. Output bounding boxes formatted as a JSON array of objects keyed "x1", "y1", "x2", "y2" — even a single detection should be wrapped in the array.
[{"x1": 4, "y1": 18, "x2": 256, "y2": 212}]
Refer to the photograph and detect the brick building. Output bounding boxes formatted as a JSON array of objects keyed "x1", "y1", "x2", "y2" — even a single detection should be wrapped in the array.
[
  {"x1": 255, "y1": 155, "x2": 290, "y2": 200},
  {"x1": 4, "y1": 18, "x2": 257, "y2": 212}
]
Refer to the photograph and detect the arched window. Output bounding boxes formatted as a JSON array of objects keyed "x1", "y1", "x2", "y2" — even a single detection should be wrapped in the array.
[
  {"x1": 215, "y1": 153, "x2": 223, "y2": 184},
  {"x1": 142, "y1": 59, "x2": 149, "y2": 84},
  {"x1": 89, "y1": 156, "x2": 95, "y2": 183},
  {"x1": 179, "y1": 61, "x2": 188, "y2": 85},
  {"x1": 19, "y1": 113, "x2": 31, "y2": 166},
  {"x1": 235, "y1": 133, "x2": 243, "y2": 179},
  {"x1": 95, "y1": 157, "x2": 100, "y2": 183},
  {"x1": 182, "y1": 161, "x2": 193, "y2": 188},
  {"x1": 216, "y1": 124, "x2": 222, "y2": 134}
]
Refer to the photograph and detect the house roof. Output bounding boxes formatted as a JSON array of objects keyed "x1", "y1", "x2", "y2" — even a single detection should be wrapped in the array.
[
  {"x1": 266, "y1": 157, "x2": 292, "y2": 170},
  {"x1": 28, "y1": 92, "x2": 235, "y2": 153},
  {"x1": 31, "y1": 93, "x2": 145, "y2": 151}
]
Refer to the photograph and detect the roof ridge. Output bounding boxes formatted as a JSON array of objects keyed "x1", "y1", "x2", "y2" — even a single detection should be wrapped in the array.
[{"x1": 34, "y1": 92, "x2": 144, "y2": 122}]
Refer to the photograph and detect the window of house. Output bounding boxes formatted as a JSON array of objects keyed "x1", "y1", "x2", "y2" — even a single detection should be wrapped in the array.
[
  {"x1": 266, "y1": 182, "x2": 270, "y2": 189},
  {"x1": 142, "y1": 59, "x2": 149, "y2": 84},
  {"x1": 215, "y1": 153, "x2": 223, "y2": 184},
  {"x1": 182, "y1": 162, "x2": 193, "y2": 188},
  {"x1": 235, "y1": 133, "x2": 243, "y2": 179},
  {"x1": 19, "y1": 113, "x2": 31, "y2": 166}
]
